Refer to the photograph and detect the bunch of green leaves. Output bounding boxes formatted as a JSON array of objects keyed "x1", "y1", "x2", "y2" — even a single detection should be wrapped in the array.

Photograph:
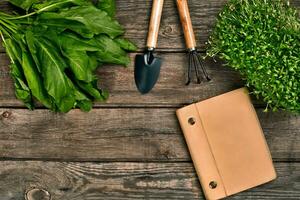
[
  {"x1": 0, "y1": 0, "x2": 137, "y2": 112},
  {"x1": 207, "y1": 0, "x2": 300, "y2": 113}
]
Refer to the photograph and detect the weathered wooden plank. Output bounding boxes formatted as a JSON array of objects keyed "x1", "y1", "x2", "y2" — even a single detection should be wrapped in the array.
[
  {"x1": 1, "y1": 0, "x2": 299, "y2": 107},
  {"x1": 0, "y1": 108, "x2": 299, "y2": 161},
  {"x1": 0, "y1": 52, "x2": 247, "y2": 107},
  {"x1": 0, "y1": 161, "x2": 298, "y2": 200},
  {"x1": 0, "y1": 0, "x2": 299, "y2": 51}
]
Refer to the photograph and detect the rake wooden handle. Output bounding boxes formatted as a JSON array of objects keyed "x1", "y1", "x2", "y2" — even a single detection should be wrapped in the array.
[
  {"x1": 176, "y1": 0, "x2": 197, "y2": 50},
  {"x1": 147, "y1": 0, "x2": 164, "y2": 49}
]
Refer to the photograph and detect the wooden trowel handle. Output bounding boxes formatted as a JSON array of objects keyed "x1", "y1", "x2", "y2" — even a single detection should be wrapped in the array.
[
  {"x1": 147, "y1": 0, "x2": 164, "y2": 49},
  {"x1": 176, "y1": 0, "x2": 197, "y2": 50}
]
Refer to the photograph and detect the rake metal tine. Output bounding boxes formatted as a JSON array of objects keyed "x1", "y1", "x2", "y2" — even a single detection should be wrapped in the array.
[
  {"x1": 195, "y1": 52, "x2": 211, "y2": 81},
  {"x1": 186, "y1": 52, "x2": 192, "y2": 85},
  {"x1": 192, "y1": 51, "x2": 201, "y2": 84}
]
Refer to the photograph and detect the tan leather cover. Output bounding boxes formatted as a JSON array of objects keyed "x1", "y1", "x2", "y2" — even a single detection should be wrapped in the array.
[{"x1": 176, "y1": 88, "x2": 276, "y2": 200}]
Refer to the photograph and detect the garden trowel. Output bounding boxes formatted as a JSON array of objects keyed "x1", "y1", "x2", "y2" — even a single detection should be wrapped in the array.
[{"x1": 135, "y1": 0, "x2": 164, "y2": 94}]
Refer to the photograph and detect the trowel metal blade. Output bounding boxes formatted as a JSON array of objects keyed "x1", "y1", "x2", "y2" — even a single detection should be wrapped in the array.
[{"x1": 134, "y1": 53, "x2": 161, "y2": 94}]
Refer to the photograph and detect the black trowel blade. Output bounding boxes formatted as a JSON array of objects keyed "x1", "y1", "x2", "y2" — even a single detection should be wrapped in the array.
[{"x1": 134, "y1": 53, "x2": 161, "y2": 94}]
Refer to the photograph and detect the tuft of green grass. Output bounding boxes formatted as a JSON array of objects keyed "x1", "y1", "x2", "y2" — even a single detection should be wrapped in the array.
[{"x1": 207, "y1": 0, "x2": 300, "y2": 113}]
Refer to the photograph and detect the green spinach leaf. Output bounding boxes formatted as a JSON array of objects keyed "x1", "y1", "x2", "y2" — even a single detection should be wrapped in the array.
[
  {"x1": 54, "y1": 5, "x2": 124, "y2": 38},
  {"x1": 8, "y1": 0, "x2": 39, "y2": 10},
  {"x1": 94, "y1": 35, "x2": 130, "y2": 65},
  {"x1": 63, "y1": 50, "x2": 94, "y2": 83},
  {"x1": 25, "y1": 30, "x2": 41, "y2": 72},
  {"x1": 1, "y1": 0, "x2": 137, "y2": 112},
  {"x1": 114, "y1": 38, "x2": 138, "y2": 51},
  {"x1": 32, "y1": 0, "x2": 90, "y2": 11},
  {"x1": 58, "y1": 32, "x2": 100, "y2": 51},
  {"x1": 4, "y1": 38, "x2": 33, "y2": 109},
  {"x1": 37, "y1": 13, "x2": 94, "y2": 38},
  {"x1": 75, "y1": 79, "x2": 106, "y2": 101},
  {"x1": 34, "y1": 37, "x2": 71, "y2": 104},
  {"x1": 96, "y1": 0, "x2": 116, "y2": 17},
  {"x1": 74, "y1": 90, "x2": 93, "y2": 112},
  {"x1": 21, "y1": 50, "x2": 54, "y2": 109},
  {"x1": 11, "y1": 63, "x2": 34, "y2": 109}
]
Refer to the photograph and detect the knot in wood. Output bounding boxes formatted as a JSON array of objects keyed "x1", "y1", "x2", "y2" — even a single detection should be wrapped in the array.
[
  {"x1": 25, "y1": 188, "x2": 51, "y2": 200},
  {"x1": 2, "y1": 111, "x2": 11, "y2": 118},
  {"x1": 163, "y1": 26, "x2": 173, "y2": 34}
]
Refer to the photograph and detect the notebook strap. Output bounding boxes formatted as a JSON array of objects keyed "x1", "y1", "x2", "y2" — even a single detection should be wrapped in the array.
[{"x1": 177, "y1": 104, "x2": 227, "y2": 199}]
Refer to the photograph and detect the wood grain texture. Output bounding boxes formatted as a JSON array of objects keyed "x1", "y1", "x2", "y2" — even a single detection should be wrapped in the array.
[
  {"x1": 0, "y1": 0, "x2": 299, "y2": 52},
  {"x1": 0, "y1": 108, "x2": 299, "y2": 162},
  {"x1": 0, "y1": 0, "x2": 299, "y2": 199},
  {"x1": 0, "y1": 53, "x2": 246, "y2": 107},
  {"x1": 0, "y1": 161, "x2": 299, "y2": 200}
]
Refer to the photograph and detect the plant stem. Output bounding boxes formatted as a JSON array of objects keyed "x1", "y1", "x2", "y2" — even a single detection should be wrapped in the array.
[
  {"x1": 0, "y1": 29, "x2": 15, "y2": 65},
  {"x1": 0, "y1": 12, "x2": 13, "y2": 17},
  {"x1": 7, "y1": 0, "x2": 75, "y2": 20},
  {"x1": 0, "y1": 21, "x2": 15, "y2": 36},
  {"x1": 0, "y1": 18, "x2": 18, "y2": 32}
]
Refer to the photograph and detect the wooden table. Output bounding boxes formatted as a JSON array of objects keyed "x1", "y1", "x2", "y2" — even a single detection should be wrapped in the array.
[{"x1": 0, "y1": 1, "x2": 299, "y2": 199}]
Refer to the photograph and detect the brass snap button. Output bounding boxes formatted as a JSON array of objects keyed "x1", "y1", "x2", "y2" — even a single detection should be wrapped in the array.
[
  {"x1": 188, "y1": 117, "x2": 196, "y2": 125},
  {"x1": 209, "y1": 181, "x2": 218, "y2": 189}
]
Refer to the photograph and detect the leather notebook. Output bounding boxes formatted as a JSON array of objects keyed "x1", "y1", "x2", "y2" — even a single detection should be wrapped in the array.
[{"x1": 176, "y1": 88, "x2": 276, "y2": 200}]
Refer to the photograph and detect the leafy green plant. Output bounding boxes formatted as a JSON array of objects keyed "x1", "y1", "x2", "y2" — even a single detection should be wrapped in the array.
[
  {"x1": 207, "y1": 0, "x2": 300, "y2": 113},
  {"x1": 0, "y1": 0, "x2": 137, "y2": 112}
]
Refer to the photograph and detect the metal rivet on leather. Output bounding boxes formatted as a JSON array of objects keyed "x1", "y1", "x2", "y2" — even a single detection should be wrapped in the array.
[
  {"x1": 188, "y1": 117, "x2": 196, "y2": 125},
  {"x1": 209, "y1": 181, "x2": 218, "y2": 189}
]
